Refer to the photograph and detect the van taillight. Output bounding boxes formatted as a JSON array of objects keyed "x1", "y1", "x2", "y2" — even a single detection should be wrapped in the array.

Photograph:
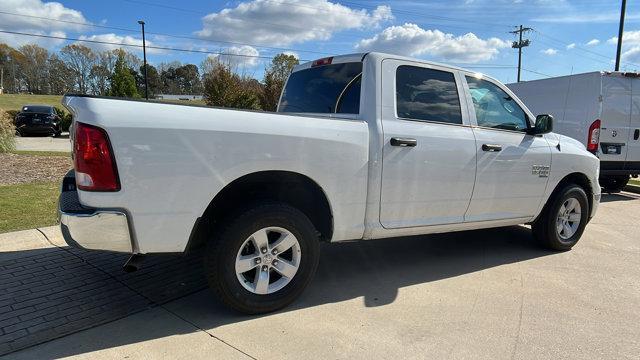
[
  {"x1": 74, "y1": 122, "x2": 120, "y2": 191},
  {"x1": 587, "y1": 119, "x2": 601, "y2": 153}
]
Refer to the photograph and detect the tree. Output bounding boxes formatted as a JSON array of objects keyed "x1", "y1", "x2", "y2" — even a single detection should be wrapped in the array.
[
  {"x1": 90, "y1": 50, "x2": 118, "y2": 95},
  {"x1": 48, "y1": 54, "x2": 74, "y2": 95},
  {"x1": 135, "y1": 63, "x2": 161, "y2": 96},
  {"x1": 17, "y1": 44, "x2": 49, "y2": 94},
  {"x1": 261, "y1": 53, "x2": 299, "y2": 111},
  {"x1": 109, "y1": 50, "x2": 138, "y2": 98},
  {"x1": 60, "y1": 44, "x2": 96, "y2": 94},
  {"x1": 0, "y1": 44, "x2": 23, "y2": 93},
  {"x1": 202, "y1": 59, "x2": 261, "y2": 110},
  {"x1": 175, "y1": 64, "x2": 202, "y2": 94}
]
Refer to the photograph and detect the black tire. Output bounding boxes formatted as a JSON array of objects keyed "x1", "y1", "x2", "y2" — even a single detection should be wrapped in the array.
[
  {"x1": 532, "y1": 184, "x2": 589, "y2": 251},
  {"x1": 204, "y1": 202, "x2": 320, "y2": 314},
  {"x1": 600, "y1": 175, "x2": 629, "y2": 193}
]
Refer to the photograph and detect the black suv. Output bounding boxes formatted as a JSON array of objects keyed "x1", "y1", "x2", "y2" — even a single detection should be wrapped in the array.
[{"x1": 15, "y1": 105, "x2": 62, "y2": 137}]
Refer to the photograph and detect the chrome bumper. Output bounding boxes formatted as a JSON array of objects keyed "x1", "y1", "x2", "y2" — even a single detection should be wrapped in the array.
[{"x1": 58, "y1": 171, "x2": 133, "y2": 253}]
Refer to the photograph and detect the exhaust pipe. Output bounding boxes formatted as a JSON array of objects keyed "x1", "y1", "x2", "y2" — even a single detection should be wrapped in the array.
[{"x1": 123, "y1": 254, "x2": 145, "y2": 273}]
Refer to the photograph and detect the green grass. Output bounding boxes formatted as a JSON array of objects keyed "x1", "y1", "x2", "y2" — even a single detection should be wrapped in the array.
[
  {"x1": 0, "y1": 94, "x2": 63, "y2": 112},
  {"x1": 630, "y1": 178, "x2": 640, "y2": 186},
  {"x1": 11, "y1": 150, "x2": 71, "y2": 156},
  {"x1": 0, "y1": 94, "x2": 207, "y2": 112},
  {"x1": 0, "y1": 181, "x2": 59, "y2": 233}
]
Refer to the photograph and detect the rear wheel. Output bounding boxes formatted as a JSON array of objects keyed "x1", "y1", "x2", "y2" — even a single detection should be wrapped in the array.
[
  {"x1": 532, "y1": 184, "x2": 589, "y2": 251},
  {"x1": 204, "y1": 202, "x2": 320, "y2": 314},
  {"x1": 600, "y1": 175, "x2": 629, "y2": 193}
]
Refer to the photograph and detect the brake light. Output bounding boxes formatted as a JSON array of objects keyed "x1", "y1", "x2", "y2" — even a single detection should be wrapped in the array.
[
  {"x1": 74, "y1": 122, "x2": 120, "y2": 191},
  {"x1": 587, "y1": 119, "x2": 601, "y2": 153},
  {"x1": 311, "y1": 57, "x2": 333, "y2": 67}
]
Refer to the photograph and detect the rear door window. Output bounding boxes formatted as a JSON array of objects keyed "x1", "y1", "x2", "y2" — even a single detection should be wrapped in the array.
[
  {"x1": 395, "y1": 66, "x2": 462, "y2": 124},
  {"x1": 279, "y1": 62, "x2": 362, "y2": 114}
]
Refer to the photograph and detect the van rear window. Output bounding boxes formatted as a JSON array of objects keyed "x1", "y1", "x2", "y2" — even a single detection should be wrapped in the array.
[{"x1": 278, "y1": 62, "x2": 362, "y2": 114}]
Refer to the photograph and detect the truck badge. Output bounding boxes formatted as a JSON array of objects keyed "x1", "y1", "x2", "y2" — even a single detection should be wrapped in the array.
[{"x1": 532, "y1": 165, "x2": 550, "y2": 177}]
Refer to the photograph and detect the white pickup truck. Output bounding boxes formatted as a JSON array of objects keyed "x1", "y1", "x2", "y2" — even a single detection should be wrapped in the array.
[{"x1": 59, "y1": 52, "x2": 600, "y2": 314}]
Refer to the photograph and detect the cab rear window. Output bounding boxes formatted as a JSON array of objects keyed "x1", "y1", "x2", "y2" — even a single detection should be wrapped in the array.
[
  {"x1": 22, "y1": 106, "x2": 53, "y2": 114},
  {"x1": 278, "y1": 62, "x2": 362, "y2": 114}
]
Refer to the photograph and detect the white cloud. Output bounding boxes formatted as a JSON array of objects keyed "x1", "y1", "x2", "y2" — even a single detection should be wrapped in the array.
[
  {"x1": 196, "y1": 0, "x2": 393, "y2": 46},
  {"x1": 0, "y1": 0, "x2": 87, "y2": 47},
  {"x1": 566, "y1": 43, "x2": 576, "y2": 49},
  {"x1": 282, "y1": 51, "x2": 299, "y2": 59},
  {"x1": 355, "y1": 23, "x2": 510, "y2": 63},
  {"x1": 77, "y1": 33, "x2": 162, "y2": 54},
  {"x1": 214, "y1": 45, "x2": 261, "y2": 68},
  {"x1": 608, "y1": 30, "x2": 640, "y2": 63},
  {"x1": 586, "y1": 39, "x2": 600, "y2": 46},
  {"x1": 542, "y1": 48, "x2": 558, "y2": 55}
]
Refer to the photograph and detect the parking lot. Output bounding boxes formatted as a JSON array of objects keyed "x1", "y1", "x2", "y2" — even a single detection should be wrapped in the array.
[
  {"x1": 14, "y1": 134, "x2": 71, "y2": 153},
  {"x1": 1, "y1": 192, "x2": 639, "y2": 359}
]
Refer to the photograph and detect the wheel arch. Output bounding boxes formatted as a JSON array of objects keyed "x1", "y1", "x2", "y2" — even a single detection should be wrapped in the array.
[
  {"x1": 537, "y1": 172, "x2": 594, "y2": 223},
  {"x1": 187, "y1": 170, "x2": 334, "y2": 251}
]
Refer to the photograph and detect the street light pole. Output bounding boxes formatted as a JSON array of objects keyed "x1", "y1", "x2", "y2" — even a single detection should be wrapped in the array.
[
  {"x1": 615, "y1": 0, "x2": 627, "y2": 71},
  {"x1": 138, "y1": 20, "x2": 149, "y2": 100}
]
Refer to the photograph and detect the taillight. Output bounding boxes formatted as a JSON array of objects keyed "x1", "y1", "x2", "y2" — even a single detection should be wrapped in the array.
[
  {"x1": 74, "y1": 122, "x2": 120, "y2": 191},
  {"x1": 587, "y1": 119, "x2": 601, "y2": 153}
]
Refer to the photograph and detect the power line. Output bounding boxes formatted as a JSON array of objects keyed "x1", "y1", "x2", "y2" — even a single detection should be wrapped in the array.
[
  {"x1": 119, "y1": 0, "x2": 512, "y2": 36},
  {"x1": 0, "y1": 10, "x2": 334, "y2": 57},
  {"x1": 0, "y1": 29, "x2": 309, "y2": 62},
  {"x1": 1, "y1": 29, "x2": 521, "y2": 73},
  {"x1": 522, "y1": 68, "x2": 552, "y2": 78}
]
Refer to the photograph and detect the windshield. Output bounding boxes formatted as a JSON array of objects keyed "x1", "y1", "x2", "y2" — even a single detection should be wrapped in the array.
[
  {"x1": 278, "y1": 62, "x2": 362, "y2": 114},
  {"x1": 22, "y1": 106, "x2": 53, "y2": 114}
]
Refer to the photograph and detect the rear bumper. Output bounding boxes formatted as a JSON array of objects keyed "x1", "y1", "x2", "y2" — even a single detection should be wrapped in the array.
[
  {"x1": 17, "y1": 124, "x2": 59, "y2": 134},
  {"x1": 600, "y1": 161, "x2": 640, "y2": 176},
  {"x1": 58, "y1": 170, "x2": 133, "y2": 253}
]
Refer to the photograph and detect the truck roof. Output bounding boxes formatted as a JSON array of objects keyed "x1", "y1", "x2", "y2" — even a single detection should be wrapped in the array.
[{"x1": 294, "y1": 52, "x2": 502, "y2": 83}]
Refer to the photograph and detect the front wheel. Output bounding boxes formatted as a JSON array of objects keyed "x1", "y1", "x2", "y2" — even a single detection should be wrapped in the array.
[
  {"x1": 204, "y1": 202, "x2": 320, "y2": 314},
  {"x1": 532, "y1": 184, "x2": 589, "y2": 251}
]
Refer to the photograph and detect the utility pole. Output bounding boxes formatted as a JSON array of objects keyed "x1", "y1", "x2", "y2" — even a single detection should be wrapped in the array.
[
  {"x1": 615, "y1": 0, "x2": 626, "y2": 71},
  {"x1": 510, "y1": 25, "x2": 532, "y2": 82},
  {"x1": 138, "y1": 20, "x2": 149, "y2": 100}
]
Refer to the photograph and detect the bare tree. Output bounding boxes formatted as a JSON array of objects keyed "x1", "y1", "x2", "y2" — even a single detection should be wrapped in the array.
[
  {"x1": 17, "y1": 44, "x2": 49, "y2": 94},
  {"x1": 90, "y1": 50, "x2": 118, "y2": 95},
  {"x1": 60, "y1": 44, "x2": 96, "y2": 94},
  {"x1": 48, "y1": 54, "x2": 74, "y2": 95}
]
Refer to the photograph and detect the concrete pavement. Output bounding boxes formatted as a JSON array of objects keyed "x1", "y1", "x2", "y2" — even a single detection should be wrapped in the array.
[
  {"x1": 3, "y1": 192, "x2": 640, "y2": 359},
  {"x1": 14, "y1": 134, "x2": 71, "y2": 152}
]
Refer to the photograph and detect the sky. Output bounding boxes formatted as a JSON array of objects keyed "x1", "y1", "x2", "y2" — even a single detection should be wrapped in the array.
[{"x1": 1, "y1": 0, "x2": 639, "y2": 84}]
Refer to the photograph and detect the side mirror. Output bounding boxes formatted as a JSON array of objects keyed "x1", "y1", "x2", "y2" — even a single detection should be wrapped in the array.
[{"x1": 531, "y1": 114, "x2": 553, "y2": 135}]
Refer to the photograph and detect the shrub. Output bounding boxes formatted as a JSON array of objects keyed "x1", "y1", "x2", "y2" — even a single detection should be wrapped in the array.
[
  {"x1": 0, "y1": 108, "x2": 16, "y2": 153},
  {"x1": 54, "y1": 106, "x2": 73, "y2": 132},
  {"x1": 6, "y1": 110, "x2": 19, "y2": 124}
]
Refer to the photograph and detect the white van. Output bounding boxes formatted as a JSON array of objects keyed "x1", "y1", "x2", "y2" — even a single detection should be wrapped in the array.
[{"x1": 508, "y1": 72, "x2": 640, "y2": 192}]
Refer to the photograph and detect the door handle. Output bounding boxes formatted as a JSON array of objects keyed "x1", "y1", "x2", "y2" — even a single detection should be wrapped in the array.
[
  {"x1": 482, "y1": 144, "x2": 502, "y2": 152},
  {"x1": 635, "y1": 129, "x2": 639, "y2": 140},
  {"x1": 390, "y1": 137, "x2": 417, "y2": 147}
]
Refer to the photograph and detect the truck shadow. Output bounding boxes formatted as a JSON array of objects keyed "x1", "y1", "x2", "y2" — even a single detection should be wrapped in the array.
[{"x1": 2, "y1": 225, "x2": 554, "y2": 358}]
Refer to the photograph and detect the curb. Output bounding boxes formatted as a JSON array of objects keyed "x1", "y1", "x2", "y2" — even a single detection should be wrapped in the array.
[{"x1": 624, "y1": 184, "x2": 640, "y2": 194}]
